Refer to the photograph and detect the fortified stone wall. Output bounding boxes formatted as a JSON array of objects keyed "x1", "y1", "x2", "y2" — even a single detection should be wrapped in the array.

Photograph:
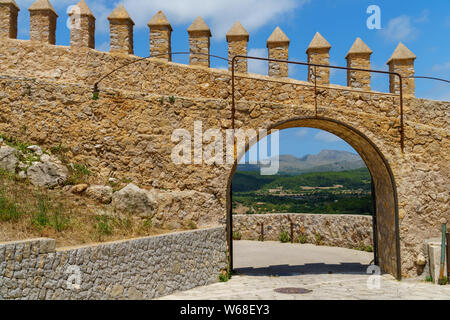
[
  {"x1": 0, "y1": 1, "x2": 448, "y2": 278},
  {"x1": 233, "y1": 214, "x2": 373, "y2": 250},
  {"x1": 0, "y1": 227, "x2": 227, "y2": 300}
]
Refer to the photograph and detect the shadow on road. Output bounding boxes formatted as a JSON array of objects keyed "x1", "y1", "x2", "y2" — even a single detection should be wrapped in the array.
[{"x1": 235, "y1": 263, "x2": 372, "y2": 277}]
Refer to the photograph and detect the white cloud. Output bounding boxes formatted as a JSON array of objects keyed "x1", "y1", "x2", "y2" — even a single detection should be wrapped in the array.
[
  {"x1": 314, "y1": 131, "x2": 342, "y2": 143},
  {"x1": 432, "y1": 61, "x2": 450, "y2": 72},
  {"x1": 295, "y1": 128, "x2": 309, "y2": 137},
  {"x1": 97, "y1": 41, "x2": 109, "y2": 52},
  {"x1": 247, "y1": 48, "x2": 267, "y2": 75},
  {"x1": 381, "y1": 15, "x2": 417, "y2": 42},
  {"x1": 16, "y1": 0, "x2": 309, "y2": 37},
  {"x1": 120, "y1": 0, "x2": 307, "y2": 39},
  {"x1": 415, "y1": 9, "x2": 429, "y2": 23},
  {"x1": 15, "y1": 0, "x2": 75, "y2": 8}
]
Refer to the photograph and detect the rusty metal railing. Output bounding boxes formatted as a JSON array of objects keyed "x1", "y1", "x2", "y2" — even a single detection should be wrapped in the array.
[
  {"x1": 231, "y1": 55, "x2": 408, "y2": 150},
  {"x1": 92, "y1": 51, "x2": 450, "y2": 154}
]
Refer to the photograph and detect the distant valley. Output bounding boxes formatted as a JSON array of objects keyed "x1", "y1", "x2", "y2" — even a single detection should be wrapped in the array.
[{"x1": 233, "y1": 150, "x2": 372, "y2": 216}]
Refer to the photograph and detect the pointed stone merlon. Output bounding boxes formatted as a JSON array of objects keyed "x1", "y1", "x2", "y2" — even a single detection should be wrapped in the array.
[
  {"x1": 28, "y1": 0, "x2": 58, "y2": 44},
  {"x1": 387, "y1": 43, "x2": 416, "y2": 96},
  {"x1": 148, "y1": 11, "x2": 172, "y2": 61},
  {"x1": 69, "y1": 0, "x2": 95, "y2": 49},
  {"x1": 267, "y1": 27, "x2": 290, "y2": 78},
  {"x1": 306, "y1": 32, "x2": 331, "y2": 85},
  {"x1": 345, "y1": 38, "x2": 373, "y2": 91},
  {"x1": 0, "y1": 0, "x2": 20, "y2": 39},
  {"x1": 188, "y1": 17, "x2": 211, "y2": 67},
  {"x1": 108, "y1": 4, "x2": 134, "y2": 55},
  {"x1": 226, "y1": 22, "x2": 249, "y2": 73}
]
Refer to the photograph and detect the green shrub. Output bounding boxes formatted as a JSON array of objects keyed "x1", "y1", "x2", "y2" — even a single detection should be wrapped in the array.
[
  {"x1": 188, "y1": 220, "x2": 198, "y2": 230},
  {"x1": 232, "y1": 231, "x2": 242, "y2": 240},
  {"x1": 315, "y1": 233, "x2": 323, "y2": 246},
  {"x1": 0, "y1": 190, "x2": 23, "y2": 222},
  {"x1": 31, "y1": 196, "x2": 69, "y2": 232},
  {"x1": 279, "y1": 231, "x2": 290, "y2": 243},
  {"x1": 438, "y1": 277, "x2": 448, "y2": 286},
  {"x1": 296, "y1": 234, "x2": 308, "y2": 244},
  {"x1": 94, "y1": 215, "x2": 113, "y2": 237},
  {"x1": 219, "y1": 274, "x2": 228, "y2": 282},
  {"x1": 425, "y1": 276, "x2": 433, "y2": 283},
  {"x1": 66, "y1": 163, "x2": 91, "y2": 185},
  {"x1": 219, "y1": 269, "x2": 232, "y2": 282},
  {"x1": 50, "y1": 143, "x2": 69, "y2": 155},
  {"x1": 51, "y1": 210, "x2": 70, "y2": 232}
]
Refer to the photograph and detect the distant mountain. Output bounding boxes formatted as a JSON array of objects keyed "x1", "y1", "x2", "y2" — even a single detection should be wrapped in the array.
[{"x1": 238, "y1": 150, "x2": 365, "y2": 175}]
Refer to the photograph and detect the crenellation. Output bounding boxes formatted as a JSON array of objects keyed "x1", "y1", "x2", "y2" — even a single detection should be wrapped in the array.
[
  {"x1": 267, "y1": 27, "x2": 290, "y2": 78},
  {"x1": 226, "y1": 22, "x2": 249, "y2": 73},
  {"x1": 148, "y1": 11, "x2": 172, "y2": 61},
  {"x1": 0, "y1": 5, "x2": 427, "y2": 96},
  {"x1": 69, "y1": 0, "x2": 95, "y2": 49},
  {"x1": 188, "y1": 17, "x2": 211, "y2": 67},
  {"x1": 0, "y1": 0, "x2": 19, "y2": 39},
  {"x1": 307, "y1": 32, "x2": 332, "y2": 85},
  {"x1": 346, "y1": 38, "x2": 373, "y2": 91},
  {"x1": 108, "y1": 4, "x2": 134, "y2": 55},
  {"x1": 387, "y1": 43, "x2": 416, "y2": 97},
  {"x1": 28, "y1": 0, "x2": 58, "y2": 45}
]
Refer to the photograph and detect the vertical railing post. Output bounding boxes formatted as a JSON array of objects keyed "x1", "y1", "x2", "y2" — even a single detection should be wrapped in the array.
[
  {"x1": 260, "y1": 222, "x2": 265, "y2": 242},
  {"x1": 439, "y1": 219, "x2": 447, "y2": 284},
  {"x1": 446, "y1": 232, "x2": 449, "y2": 279}
]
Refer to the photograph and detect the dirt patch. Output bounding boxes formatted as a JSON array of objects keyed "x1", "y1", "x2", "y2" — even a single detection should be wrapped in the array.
[{"x1": 0, "y1": 170, "x2": 186, "y2": 248}]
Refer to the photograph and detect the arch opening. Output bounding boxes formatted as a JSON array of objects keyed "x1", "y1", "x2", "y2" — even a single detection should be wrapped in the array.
[{"x1": 226, "y1": 117, "x2": 401, "y2": 280}]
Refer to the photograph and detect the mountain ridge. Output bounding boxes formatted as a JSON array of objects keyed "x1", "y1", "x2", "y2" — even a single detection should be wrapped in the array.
[{"x1": 238, "y1": 150, "x2": 365, "y2": 175}]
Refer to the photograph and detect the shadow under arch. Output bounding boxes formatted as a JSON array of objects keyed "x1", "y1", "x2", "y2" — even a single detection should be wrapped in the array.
[{"x1": 226, "y1": 117, "x2": 401, "y2": 280}]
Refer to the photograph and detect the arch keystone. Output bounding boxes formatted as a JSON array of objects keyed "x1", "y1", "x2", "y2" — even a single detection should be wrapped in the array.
[
  {"x1": 226, "y1": 22, "x2": 249, "y2": 73},
  {"x1": 267, "y1": 27, "x2": 290, "y2": 78}
]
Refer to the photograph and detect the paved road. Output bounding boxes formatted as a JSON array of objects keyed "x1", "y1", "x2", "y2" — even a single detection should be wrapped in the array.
[{"x1": 160, "y1": 241, "x2": 450, "y2": 300}]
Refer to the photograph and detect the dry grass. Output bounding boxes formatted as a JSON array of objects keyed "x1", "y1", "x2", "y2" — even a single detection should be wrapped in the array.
[{"x1": 0, "y1": 169, "x2": 179, "y2": 248}]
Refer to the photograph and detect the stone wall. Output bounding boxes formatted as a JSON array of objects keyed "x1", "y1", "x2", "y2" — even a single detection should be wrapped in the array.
[
  {"x1": 0, "y1": 31, "x2": 448, "y2": 278},
  {"x1": 233, "y1": 214, "x2": 373, "y2": 250},
  {"x1": 0, "y1": 227, "x2": 227, "y2": 300},
  {"x1": 149, "y1": 27, "x2": 171, "y2": 61},
  {"x1": 347, "y1": 54, "x2": 371, "y2": 90},
  {"x1": 29, "y1": 11, "x2": 57, "y2": 44},
  {"x1": 0, "y1": 4, "x2": 18, "y2": 39},
  {"x1": 228, "y1": 39, "x2": 247, "y2": 73}
]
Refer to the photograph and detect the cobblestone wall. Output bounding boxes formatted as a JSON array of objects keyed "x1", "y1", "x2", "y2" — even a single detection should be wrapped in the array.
[
  {"x1": 233, "y1": 214, "x2": 373, "y2": 250},
  {"x1": 0, "y1": 227, "x2": 227, "y2": 300},
  {"x1": 0, "y1": 31, "x2": 448, "y2": 278}
]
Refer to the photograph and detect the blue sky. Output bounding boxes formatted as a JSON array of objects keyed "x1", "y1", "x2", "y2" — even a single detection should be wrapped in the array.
[{"x1": 14, "y1": 0, "x2": 450, "y2": 158}]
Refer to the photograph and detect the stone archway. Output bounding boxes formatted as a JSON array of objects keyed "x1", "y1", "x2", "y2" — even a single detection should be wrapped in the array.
[{"x1": 227, "y1": 117, "x2": 401, "y2": 279}]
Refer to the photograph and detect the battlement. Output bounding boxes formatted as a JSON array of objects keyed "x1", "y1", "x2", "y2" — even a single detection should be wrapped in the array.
[{"x1": 0, "y1": 0, "x2": 419, "y2": 97}]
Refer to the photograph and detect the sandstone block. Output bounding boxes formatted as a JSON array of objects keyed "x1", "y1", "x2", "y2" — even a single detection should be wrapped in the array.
[
  {"x1": 0, "y1": 146, "x2": 18, "y2": 173},
  {"x1": 27, "y1": 161, "x2": 69, "y2": 188},
  {"x1": 112, "y1": 183, "x2": 157, "y2": 217},
  {"x1": 86, "y1": 185, "x2": 113, "y2": 204}
]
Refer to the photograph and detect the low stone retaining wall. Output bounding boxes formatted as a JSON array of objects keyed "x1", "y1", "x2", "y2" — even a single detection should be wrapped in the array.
[
  {"x1": 233, "y1": 214, "x2": 373, "y2": 250},
  {"x1": 0, "y1": 227, "x2": 227, "y2": 300}
]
